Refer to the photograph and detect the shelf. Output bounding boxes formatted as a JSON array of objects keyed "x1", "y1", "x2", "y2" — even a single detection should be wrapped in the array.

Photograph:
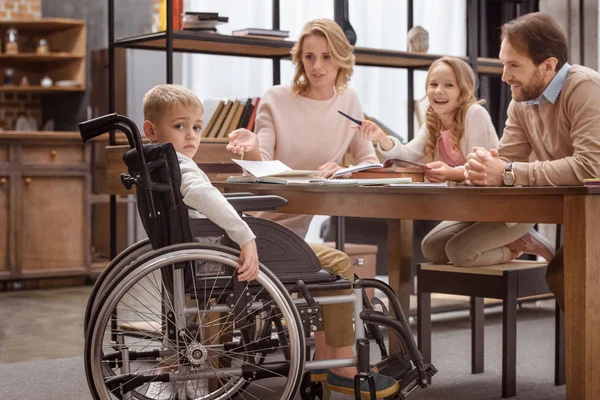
[
  {"x1": 0, "y1": 53, "x2": 85, "y2": 62},
  {"x1": 0, "y1": 131, "x2": 82, "y2": 140},
  {"x1": 0, "y1": 18, "x2": 84, "y2": 32},
  {"x1": 0, "y1": 85, "x2": 84, "y2": 93},
  {"x1": 113, "y1": 31, "x2": 503, "y2": 75}
]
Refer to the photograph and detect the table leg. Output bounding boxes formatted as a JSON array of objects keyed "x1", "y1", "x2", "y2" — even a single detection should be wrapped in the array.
[
  {"x1": 387, "y1": 219, "x2": 413, "y2": 353},
  {"x1": 563, "y1": 195, "x2": 600, "y2": 400}
]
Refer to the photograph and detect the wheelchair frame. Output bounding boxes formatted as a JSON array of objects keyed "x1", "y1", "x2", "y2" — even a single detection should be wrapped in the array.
[{"x1": 79, "y1": 113, "x2": 437, "y2": 400}]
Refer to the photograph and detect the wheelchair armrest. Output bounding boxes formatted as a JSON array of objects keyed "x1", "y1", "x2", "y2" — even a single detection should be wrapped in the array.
[
  {"x1": 223, "y1": 192, "x2": 256, "y2": 198},
  {"x1": 227, "y1": 195, "x2": 288, "y2": 212}
]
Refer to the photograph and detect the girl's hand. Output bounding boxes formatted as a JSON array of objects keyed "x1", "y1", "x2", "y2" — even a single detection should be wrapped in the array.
[
  {"x1": 316, "y1": 161, "x2": 346, "y2": 178},
  {"x1": 226, "y1": 129, "x2": 258, "y2": 155},
  {"x1": 424, "y1": 161, "x2": 452, "y2": 182},
  {"x1": 354, "y1": 120, "x2": 387, "y2": 142}
]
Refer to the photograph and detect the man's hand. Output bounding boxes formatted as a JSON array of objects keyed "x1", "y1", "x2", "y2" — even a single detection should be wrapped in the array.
[
  {"x1": 237, "y1": 239, "x2": 259, "y2": 281},
  {"x1": 316, "y1": 161, "x2": 345, "y2": 178},
  {"x1": 464, "y1": 147, "x2": 506, "y2": 186},
  {"x1": 227, "y1": 129, "x2": 258, "y2": 155}
]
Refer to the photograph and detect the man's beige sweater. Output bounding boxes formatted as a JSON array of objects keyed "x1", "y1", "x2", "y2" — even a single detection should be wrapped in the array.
[{"x1": 499, "y1": 65, "x2": 600, "y2": 186}]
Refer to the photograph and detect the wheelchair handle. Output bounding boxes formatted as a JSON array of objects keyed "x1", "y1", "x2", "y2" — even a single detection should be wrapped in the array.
[{"x1": 78, "y1": 113, "x2": 119, "y2": 142}]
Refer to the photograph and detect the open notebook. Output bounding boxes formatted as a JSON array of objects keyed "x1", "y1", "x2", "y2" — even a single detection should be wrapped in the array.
[{"x1": 226, "y1": 159, "x2": 413, "y2": 185}]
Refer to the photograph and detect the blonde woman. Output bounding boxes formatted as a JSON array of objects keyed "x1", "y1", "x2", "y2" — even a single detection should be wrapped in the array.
[
  {"x1": 357, "y1": 56, "x2": 554, "y2": 267},
  {"x1": 227, "y1": 18, "x2": 399, "y2": 398}
]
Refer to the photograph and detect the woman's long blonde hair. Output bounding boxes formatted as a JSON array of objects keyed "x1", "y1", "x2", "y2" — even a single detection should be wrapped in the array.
[
  {"x1": 290, "y1": 19, "x2": 355, "y2": 95},
  {"x1": 423, "y1": 56, "x2": 484, "y2": 159}
]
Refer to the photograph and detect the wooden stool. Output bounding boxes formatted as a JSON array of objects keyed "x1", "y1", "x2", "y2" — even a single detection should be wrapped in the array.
[{"x1": 417, "y1": 260, "x2": 565, "y2": 398}]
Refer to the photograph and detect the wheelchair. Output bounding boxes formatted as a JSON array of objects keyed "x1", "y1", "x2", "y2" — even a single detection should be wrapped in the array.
[{"x1": 80, "y1": 113, "x2": 437, "y2": 400}]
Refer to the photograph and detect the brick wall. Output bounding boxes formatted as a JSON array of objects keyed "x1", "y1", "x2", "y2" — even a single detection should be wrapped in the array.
[{"x1": 0, "y1": 0, "x2": 42, "y2": 131}]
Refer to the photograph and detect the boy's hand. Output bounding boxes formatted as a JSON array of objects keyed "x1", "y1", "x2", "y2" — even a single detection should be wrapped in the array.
[
  {"x1": 227, "y1": 129, "x2": 258, "y2": 155},
  {"x1": 237, "y1": 240, "x2": 259, "y2": 281}
]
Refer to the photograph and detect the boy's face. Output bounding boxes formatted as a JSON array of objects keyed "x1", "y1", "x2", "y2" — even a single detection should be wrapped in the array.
[{"x1": 144, "y1": 105, "x2": 203, "y2": 158}]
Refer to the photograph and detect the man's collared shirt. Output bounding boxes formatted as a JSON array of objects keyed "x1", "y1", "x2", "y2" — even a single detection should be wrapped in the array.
[{"x1": 527, "y1": 62, "x2": 571, "y2": 105}]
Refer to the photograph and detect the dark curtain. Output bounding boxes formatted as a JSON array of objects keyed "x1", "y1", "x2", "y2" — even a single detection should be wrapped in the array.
[{"x1": 474, "y1": 0, "x2": 538, "y2": 137}]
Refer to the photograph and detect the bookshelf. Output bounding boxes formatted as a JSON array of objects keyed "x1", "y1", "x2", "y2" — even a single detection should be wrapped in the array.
[{"x1": 112, "y1": 30, "x2": 503, "y2": 75}]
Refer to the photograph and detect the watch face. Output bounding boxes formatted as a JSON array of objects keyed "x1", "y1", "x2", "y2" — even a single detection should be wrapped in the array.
[{"x1": 503, "y1": 172, "x2": 515, "y2": 186}]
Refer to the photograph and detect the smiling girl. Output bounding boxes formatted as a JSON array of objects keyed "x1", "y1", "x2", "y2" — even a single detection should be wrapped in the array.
[{"x1": 356, "y1": 56, "x2": 498, "y2": 182}]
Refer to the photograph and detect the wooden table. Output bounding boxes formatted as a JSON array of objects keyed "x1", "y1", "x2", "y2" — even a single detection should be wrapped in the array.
[{"x1": 216, "y1": 182, "x2": 600, "y2": 400}]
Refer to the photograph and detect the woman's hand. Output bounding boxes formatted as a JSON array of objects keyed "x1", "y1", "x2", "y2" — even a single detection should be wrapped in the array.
[
  {"x1": 316, "y1": 161, "x2": 346, "y2": 178},
  {"x1": 226, "y1": 129, "x2": 258, "y2": 155},
  {"x1": 354, "y1": 120, "x2": 393, "y2": 149}
]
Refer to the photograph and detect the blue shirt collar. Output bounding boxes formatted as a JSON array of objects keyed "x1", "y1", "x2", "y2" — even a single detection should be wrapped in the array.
[{"x1": 527, "y1": 62, "x2": 571, "y2": 105}]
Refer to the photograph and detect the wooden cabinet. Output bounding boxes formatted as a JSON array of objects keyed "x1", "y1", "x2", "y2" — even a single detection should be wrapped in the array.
[
  {"x1": 0, "y1": 18, "x2": 86, "y2": 93},
  {"x1": 0, "y1": 175, "x2": 11, "y2": 277},
  {"x1": 0, "y1": 133, "x2": 91, "y2": 281}
]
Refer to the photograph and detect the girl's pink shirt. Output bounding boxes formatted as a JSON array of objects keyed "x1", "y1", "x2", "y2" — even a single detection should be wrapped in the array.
[{"x1": 437, "y1": 128, "x2": 467, "y2": 167}]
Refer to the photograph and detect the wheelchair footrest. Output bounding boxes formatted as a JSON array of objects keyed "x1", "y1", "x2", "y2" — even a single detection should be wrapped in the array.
[{"x1": 394, "y1": 364, "x2": 438, "y2": 400}]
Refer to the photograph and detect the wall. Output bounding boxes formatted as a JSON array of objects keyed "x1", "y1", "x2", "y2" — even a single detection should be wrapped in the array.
[
  {"x1": 0, "y1": 0, "x2": 42, "y2": 131},
  {"x1": 540, "y1": 0, "x2": 598, "y2": 70}
]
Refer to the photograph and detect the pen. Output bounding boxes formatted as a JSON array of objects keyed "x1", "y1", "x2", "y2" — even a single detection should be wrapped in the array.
[{"x1": 337, "y1": 110, "x2": 362, "y2": 126}]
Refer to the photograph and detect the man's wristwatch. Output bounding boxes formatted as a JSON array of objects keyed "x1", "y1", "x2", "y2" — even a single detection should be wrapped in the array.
[{"x1": 502, "y1": 162, "x2": 515, "y2": 186}]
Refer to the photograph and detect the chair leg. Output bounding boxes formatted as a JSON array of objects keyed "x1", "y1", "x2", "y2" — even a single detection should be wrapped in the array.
[
  {"x1": 417, "y1": 289, "x2": 432, "y2": 364},
  {"x1": 555, "y1": 302, "x2": 566, "y2": 385},
  {"x1": 502, "y1": 272, "x2": 518, "y2": 398},
  {"x1": 470, "y1": 296, "x2": 484, "y2": 374}
]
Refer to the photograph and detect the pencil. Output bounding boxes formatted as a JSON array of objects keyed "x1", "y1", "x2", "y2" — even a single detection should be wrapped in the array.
[{"x1": 337, "y1": 110, "x2": 362, "y2": 126}]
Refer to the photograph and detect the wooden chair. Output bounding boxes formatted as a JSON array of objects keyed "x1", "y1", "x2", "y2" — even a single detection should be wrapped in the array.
[{"x1": 417, "y1": 260, "x2": 565, "y2": 398}]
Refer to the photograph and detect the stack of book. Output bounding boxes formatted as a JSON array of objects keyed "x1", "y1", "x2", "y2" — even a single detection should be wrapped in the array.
[
  {"x1": 201, "y1": 97, "x2": 261, "y2": 140},
  {"x1": 231, "y1": 28, "x2": 289, "y2": 40},
  {"x1": 182, "y1": 12, "x2": 228, "y2": 33}
]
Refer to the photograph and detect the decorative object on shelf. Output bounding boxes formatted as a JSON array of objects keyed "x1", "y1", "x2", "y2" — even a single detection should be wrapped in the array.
[
  {"x1": 4, "y1": 28, "x2": 19, "y2": 54},
  {"x1": 334, "y1": 0, "x2": 357, "y2": 45},
  {"x1": 42, "y1": 119, "x2": 55, "y2": 131},
  {"x1": 36, "y1": 38, "x2": 49, "y2": 54},
  {"x1": 19, "y1": 76, "x2": 29, "y2": 86},
  {"x1": 55, "y1": 79, "x2": 79, "y2": 87},
  {"x1": 408, "y1": 26, "x2": 429, "y2": 53},
  {"x1": 3, "y1": 68, "x2": 14, "y2": 85},
  {"x1": 41, "y1": 75, "x2": 53, "y2": 87}
]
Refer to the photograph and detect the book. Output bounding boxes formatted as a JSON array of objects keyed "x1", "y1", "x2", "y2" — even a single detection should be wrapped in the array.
[
  {"x1": 202, "y1": 100, "x2": 224, "y2": 138},
  {"x1": 232, "y1": 28, "x2": 290, "y2": 38},
  {"x1": 246, "y1": 97, "x2": 260, "y2": 131},
  {"x1": 226, "y1": 159, "x2": 414, "y2": 186},
  {"x1": 351, "y1": 168, "x2": 424, "y2": 182},
  {"x1": 210, "y1": 100, "x2": 232, "y2": 138},
  {"x1": 238, "y1": 98, "x2": 254, "y2": 129},
  {"x1": 331, "y1": 158, "x2": 430, "y2": 178},
  {"x1": 217, "y1": 100, "x2": 241, "y2": 138},
  {"x1": 226, "y1": 100, "x2": 245, "y2": 135}
]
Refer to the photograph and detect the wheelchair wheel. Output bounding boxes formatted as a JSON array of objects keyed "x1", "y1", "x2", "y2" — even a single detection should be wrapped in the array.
[
  {"x1": 84, "y1": 239, "x2": 152, "y2": 334},
  {"x1": 86, "y1": 243, "x2": 306, "y2": 400}
]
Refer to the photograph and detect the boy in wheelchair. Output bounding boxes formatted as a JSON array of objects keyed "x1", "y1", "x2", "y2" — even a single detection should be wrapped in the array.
[
  {"x1": 143, "y1": 84, "x2": 399, "y2": 397},
  {"x1": 81, "y1": 85, "x2": 435, "y2": 400}
]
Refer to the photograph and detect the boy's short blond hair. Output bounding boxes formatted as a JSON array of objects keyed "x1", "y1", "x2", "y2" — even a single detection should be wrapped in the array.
[{"x1": 143, "y1": 84, "x2": 203, "y2": 123}]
